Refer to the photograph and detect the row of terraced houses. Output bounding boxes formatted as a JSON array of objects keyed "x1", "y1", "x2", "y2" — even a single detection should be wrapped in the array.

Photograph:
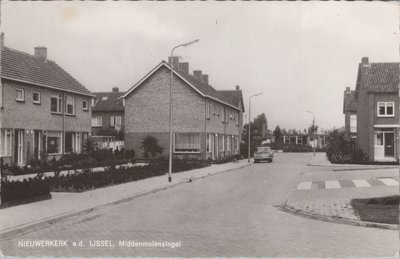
[
  {"x1": 343, "y1": 57, "x2": 399, "y2": 162},
  {"x1": 0, "y1": 35, "x2": 244, "y2": 166}
]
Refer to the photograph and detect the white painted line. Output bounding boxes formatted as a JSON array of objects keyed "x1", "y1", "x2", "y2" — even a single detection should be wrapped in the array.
[
  {"x1": 352, "y1": 179, "x2": 371, "y2": 188},
  {"x1": 378, "y1": 178, "x2": 399, "y2": 186},
  {"x1": 325, "y1": 180, "x2": 341, "y2": 189},
  {"x1": 297, "y1": 182, "x2": 312, "y2": 190}
]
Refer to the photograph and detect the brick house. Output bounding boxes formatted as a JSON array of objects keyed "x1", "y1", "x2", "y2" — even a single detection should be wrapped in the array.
[
  {"x1": 122, "y1": 57, "x2": 244, "y2": 160},
  {"x1": 350, "y1": 57, "x2": 399, "y2": 162},
  {"x1": 92, "y1": 87, "x2": 125, "y2": 143},
  {"x1": 0, "y1": 35, "x2": 93, "y2": 166}
]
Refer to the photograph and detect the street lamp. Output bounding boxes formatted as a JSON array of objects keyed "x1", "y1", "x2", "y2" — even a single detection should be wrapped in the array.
[
  {"x1": 306, "y1": 110, "x2": 316, "y2": 156},
  {"x1": 248, "y1": 92, "x2": 263, "y2": 163},
  {"x1": 168, "y1": 39, "x2": 200, "y2": 182}
]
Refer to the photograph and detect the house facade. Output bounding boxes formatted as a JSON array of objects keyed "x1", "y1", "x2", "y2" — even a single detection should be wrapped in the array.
[
  {"x1": 92, "y1": 87, "x2": 125, "y2": 143},
  {"x1": 351, "y1": 57, "x2": 399, "y2": 162},
  {"x1": 122, "y1": 57, "x2": 244, "y2": 160},
  {"x1": 0, "y1": 35, "x2": 93, "y2": 166}
]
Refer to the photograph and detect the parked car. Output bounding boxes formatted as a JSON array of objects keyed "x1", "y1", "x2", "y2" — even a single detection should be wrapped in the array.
[{"x1": 254, "y1": 146, "x2": 274, "y2": 163}]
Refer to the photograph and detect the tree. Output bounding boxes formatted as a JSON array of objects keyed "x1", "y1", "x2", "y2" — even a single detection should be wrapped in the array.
[
  {"x1": 141, "y1": 135, "x2": 164, "y2": 159},
  {"x1": 241, "y1": 113, "x2": 268, "y2": 157},
  {"x1": 273, "y1": 125, "x2": 283, "y2": 143}
]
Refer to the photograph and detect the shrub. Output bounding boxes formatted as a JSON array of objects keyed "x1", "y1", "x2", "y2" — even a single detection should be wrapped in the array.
[
  {"x1": 141, "y1": 135, "x2": 164, "y2": 159},
  {"x1": 1, "y1": 177, "x2": 51, "y2": 205}
]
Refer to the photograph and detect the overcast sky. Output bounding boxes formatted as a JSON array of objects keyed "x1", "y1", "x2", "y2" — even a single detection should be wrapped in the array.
[{"x1": 2, "y1": 1, "x2": 399, "y2": 132}]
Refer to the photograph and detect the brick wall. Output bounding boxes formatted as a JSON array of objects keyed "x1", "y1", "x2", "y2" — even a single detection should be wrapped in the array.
[{"x1": 1, "y1": 80, "x2": 91, "y2": 132}]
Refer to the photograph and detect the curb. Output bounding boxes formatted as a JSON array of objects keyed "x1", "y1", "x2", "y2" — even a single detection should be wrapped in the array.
[
  {"x1": 279, "y1": 204, "x2": 398, "y2": 231},
  {"x1": 0, "y1": 162, "x2": 251, "y2": 240}
]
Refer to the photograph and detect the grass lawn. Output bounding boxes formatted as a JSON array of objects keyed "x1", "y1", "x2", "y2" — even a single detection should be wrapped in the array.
[{"x1": 351, "y1": 195, "x2": 399, "y2": 225}]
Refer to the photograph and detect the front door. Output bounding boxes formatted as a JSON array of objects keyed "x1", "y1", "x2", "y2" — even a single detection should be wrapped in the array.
[
  {"x1": 384, "y1": 132, "x2": 394, "y2": 157},
  {"x1": 14, "y1": 129, "x2": 24, "y2": 165}
]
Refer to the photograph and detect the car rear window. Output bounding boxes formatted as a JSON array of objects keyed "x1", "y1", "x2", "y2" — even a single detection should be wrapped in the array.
[{"x1": 256, "y1": 147, "x2": 271, "y2": 153}]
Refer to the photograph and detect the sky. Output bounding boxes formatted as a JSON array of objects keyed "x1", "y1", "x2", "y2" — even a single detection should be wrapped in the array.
[{"x1": 1, "y1": 1, "x2": 399, "y2": 132}]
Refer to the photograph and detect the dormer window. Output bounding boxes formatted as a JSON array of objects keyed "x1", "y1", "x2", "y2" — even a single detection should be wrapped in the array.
[{"x1": 377, "y1": 102, "x2": 394, "y2": 117}]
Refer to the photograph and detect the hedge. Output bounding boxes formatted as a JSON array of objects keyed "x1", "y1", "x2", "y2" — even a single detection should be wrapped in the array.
[{"x1": 1, "y1": 177, "x2": 51, "y2": 206}]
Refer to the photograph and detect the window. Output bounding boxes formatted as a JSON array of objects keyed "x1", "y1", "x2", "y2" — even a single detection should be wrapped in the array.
[
  {"x1": 212, "y1": 103, "x2": 216, "y2": 115},
  {"x1": 221, "y1": 108, "x2": 225, "y2": 122},
  {"x1": 350, "y1": 114, "x2": 357, "y2": 133},
  {"x1": 1, "y1": 129, "x2": 12, "y2": 157},
  {"x1": 92, "y1": 116, "x2": 103, "y2": 127},
  {"x1": 206, "y1": 134, "x2": 212, "y2": 153},
  {"x1": 16, "y1": 89, "x2": 25, "y2": 102},
  {"x1": 174, "y1": 133, "x2": 200, "y2": 153},
  {"x1": 219, "y1": 134, "x2": 225, "y2": 151},
  {"x1": 51, "y1": 95, "x2": 62, "y2": 113},
  {"x1": 65, "y1": 96, "x2": 75, "y2": 115},
  {"x1": 377, "y1": 102, "x2": 394, "y2": 117},
  {"x1": 33, "y1": 92, "x2": 41, "y2": 104},
  {"x1": 375, "y1": 133, "x2": 384, "y2": 146},
  {"x1": 83, "y1": 100, "x2": 88, "y2": 111},
  {"x1": 111, "y1": 116, "x2": 122, "y2": 127},
  {"x1": 102, "y1": 96, "x2": 108, "y2": 101},
  {"x1": 236, "y1": 112, "x2": 239, "y2": 126},
  {"x1": 226, "y1": 135, "x2": 231, "y2": 151},
  {"x1": 47, "y1": 131, "x2": 62, "y2": 154}
]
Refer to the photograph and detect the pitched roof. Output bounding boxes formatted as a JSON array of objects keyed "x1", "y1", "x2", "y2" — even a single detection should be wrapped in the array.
[
  {"x1": 359, "y1": 62, "x2": 399, "y2": 94},
  {"x1": 123, "y1": 61, "x2": 243, "y2": 111},
  {"x1": 343, "y1": 90, "x2": 357, "y2": 113},
  {"x1": 1, "y1": 47, "x2": 93, "y2": 97},
  {"x1": 92, "y1": 92, "x2": 125, "y2": 112},
  {"x1": 217, "y1": 90, "x2": 245, "y2": 112}
]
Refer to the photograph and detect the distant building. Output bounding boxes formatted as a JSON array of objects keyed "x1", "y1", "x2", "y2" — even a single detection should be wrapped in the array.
[
  {"x1": 343, "y1": 86, "x2": 357, "y2": 140},
  {"x1": 91, "y1": 87, "x2": 125, "y2": 143}
]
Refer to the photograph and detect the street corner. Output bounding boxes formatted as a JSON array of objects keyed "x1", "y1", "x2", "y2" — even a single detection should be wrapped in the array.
[{"x1": 280, "y1": 176, "x2": 399, "y2": 230}]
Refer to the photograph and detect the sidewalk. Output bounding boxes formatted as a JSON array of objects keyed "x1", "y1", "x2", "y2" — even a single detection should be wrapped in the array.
[
  {"x1": 307, "y1": 153, "x2": 399, "y2": 170},
  {"x1": 0, "y1": 159, "x2": 251, "y2": 237},
  {"x1": 282, "y1": 167, "x2": 399, "y2": 230}
]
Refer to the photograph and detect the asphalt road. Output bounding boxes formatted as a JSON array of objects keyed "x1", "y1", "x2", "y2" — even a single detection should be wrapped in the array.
[{"x1": 0, "y1": 153, "x2": 398, "y2": 257}]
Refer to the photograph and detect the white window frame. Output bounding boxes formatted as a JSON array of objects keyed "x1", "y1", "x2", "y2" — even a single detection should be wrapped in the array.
[
  {"x1": 33, "y1": 91, "x2": 41, "y2": 104},
  {"x1": 219, "y1": 134, "x2": 225, "y2": 151},
  {"x1": 226, "y1": 135, "x2": 231, "y2": 151},
  {"x1": 1, "y1": 129, "x2": 12, "y2": 157},
  {"x1": 174, "y1": 133, "x2": 201, "y2": 153},
  {"x1": 92, "y1": 116, "x2": 103, "y2": 127},
  {"x1": 350, "y1": 114, "x2": 357, "y2": 133},
  {"x1": 83, "y1": 100, "x2": 89, "y2": 111},
  {"x1": 46, "y1": 131, "x2": 62, "y2": 155},
  {"x1": 51, "y1": 95, "x2": 62, "y2": 114},
  {"x1": 206, "y1": 100, "x2": 211, "y2": 119},
  {"x1": 377, "y1": 102, "x2": 394, "y2": 117},
  {"x1": 65, "y1": 96, "x2": 75, "y2": 115},
  {"x1": 16, "y1": 89, "x2": 25, "y2": 102}
]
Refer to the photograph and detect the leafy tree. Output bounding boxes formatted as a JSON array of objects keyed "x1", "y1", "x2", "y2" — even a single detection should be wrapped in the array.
[
  {"x1": 241, "y1": 113, "x2": 267, "y2": 156},
  {"x1": 141, "y1": 135, "x2": 164, "y2": 159},
  {"x1": 273, "y1": 125, "x2": 283, "y2": 143}
]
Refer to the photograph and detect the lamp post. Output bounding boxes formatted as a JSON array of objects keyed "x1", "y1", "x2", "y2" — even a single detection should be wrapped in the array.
[
  {"x1": 168, "y1": 39, "x2": 199, "y2": 182},
  {"x1": 306, "y1": 110, "x2": 316, "y2": 156},
  {"x1": 248, "y1": 93, "x2": 263, "y2": 163}
]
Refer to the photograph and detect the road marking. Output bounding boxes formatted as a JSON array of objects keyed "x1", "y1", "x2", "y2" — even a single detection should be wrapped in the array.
[
  {"x1": 325, "y1": 180, "x2": 341, "y2": 189},
  {"x1": 352, "y1": 179, "x2": 371, "y2": 188},
  {"x1": 378, "y1": 178, "x2": 399, "y2": 186},
  {"x1": 297, "y1": 182, "x2": 312, "y2": 190}
]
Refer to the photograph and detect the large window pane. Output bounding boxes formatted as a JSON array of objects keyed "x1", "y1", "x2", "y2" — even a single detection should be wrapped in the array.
[{"x1": 174, "y1": 133, "x2": 200, "y2": 153}]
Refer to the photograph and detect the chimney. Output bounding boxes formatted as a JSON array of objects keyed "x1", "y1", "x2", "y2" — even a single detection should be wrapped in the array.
[
  {"x1": 112, "y1": 87, "x2": 119, "y2": 92},
  {"x1": 236, "y1": 85, "x2": 240, "y2": 91},
  {"x1": 34, "y1": 47, "x2": 47, "y2": 61},
  {"x1": 361, "y1": 57, "x2": 369, "y2": 65},
  {"x1": 0, "y1": 33, "x2": 4, "y2": 50},
  {"x1": 168, "y1": 56, "x2": 179, "y2": 70},
  {"x1": 179, "y1": 62, "x2": 189, "y2": 74},
  {"x1": 193, "y1": 70, "x2": 202, "y2": 81},
  {"x1": 201, "y1": 74, "x2": 209, "y2": 85},
  {"x1": 345, "y1": 87, "x2": 351, "y2": 94}
]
